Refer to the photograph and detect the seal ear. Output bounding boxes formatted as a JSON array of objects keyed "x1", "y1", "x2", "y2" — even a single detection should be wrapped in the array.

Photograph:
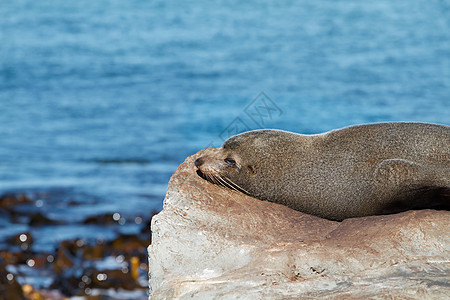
[{"x1": 247, "y1": 165, "x2": 256, "y2": 175}]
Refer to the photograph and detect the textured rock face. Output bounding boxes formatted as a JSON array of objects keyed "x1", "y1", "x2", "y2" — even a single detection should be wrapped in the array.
[{"x1": 148, "y1": 149, "x2": 450, "y2": 299}]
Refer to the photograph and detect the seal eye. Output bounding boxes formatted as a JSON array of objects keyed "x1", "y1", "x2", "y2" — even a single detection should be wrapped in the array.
[{"x1": 224, "y1": 158, "x2": 236, "y2": 167}]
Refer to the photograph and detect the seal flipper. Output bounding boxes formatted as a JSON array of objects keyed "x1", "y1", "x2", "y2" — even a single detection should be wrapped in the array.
[
  {"x1": 374, "y1": 159, "x2": 423, "y2": 185},
  {"x1": 374, "y1": 159, "x2": 449, "y2": 214}
]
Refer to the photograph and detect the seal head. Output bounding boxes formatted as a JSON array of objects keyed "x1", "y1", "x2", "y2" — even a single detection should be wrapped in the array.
[{"x1": 195, "y1": 130, "x2": 302, "y2": 198}]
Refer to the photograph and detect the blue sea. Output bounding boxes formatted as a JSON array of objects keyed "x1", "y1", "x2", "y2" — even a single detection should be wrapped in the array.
[{"x1": 0, "y1": 0, "x2": 449, "y2": 290}]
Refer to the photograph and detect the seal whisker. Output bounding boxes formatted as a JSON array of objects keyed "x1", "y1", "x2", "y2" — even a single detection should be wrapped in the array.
[
  {"x1": 215, "y1": 175, "x2": 233, "y2": 192},
  {"x1": 222, "y1": 178, "x2": 238, "y2": 192},
  {"x1": 213, "y1": 174, "x2": 229, "y2": 189},
  {"x1": 208, "y1": 173, "x2": 220, "y2": 186},
  {"x1": 219, "y1": 176, "x2": 240, "y2": 192},
  {"x1": 216, "y1": 175, "x2": 238, "y2": 192},
  {"x1": 221, "y1": 175, "x2": 251, "y2": 195},
  {"x1": 202, "y1": 170, "x2": 246, "y2": 195},
  {"x1": 209, "y1": 172, "x2": 227, "y2": 189},
  {"x1": 211, "y1": 174, "x2": 222, "y2": 187},
  {"x1": 203, "y1": 172, "x2": 216, "y2": 185}
]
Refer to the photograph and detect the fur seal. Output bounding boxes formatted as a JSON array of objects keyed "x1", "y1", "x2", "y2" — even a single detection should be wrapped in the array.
[{"x1": 195, "y1": 122, "x2": 450, "y2": 221}]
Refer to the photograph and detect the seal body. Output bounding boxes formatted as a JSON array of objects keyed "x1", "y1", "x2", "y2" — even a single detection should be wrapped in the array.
[{"x1": 195, "y1": 122, "x2": 450, "y2": 220}]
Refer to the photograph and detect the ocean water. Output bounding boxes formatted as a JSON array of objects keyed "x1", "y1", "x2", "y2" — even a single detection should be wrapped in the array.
[{"x1": 0, "y1": 0, "x2": 449, "y2": 276}]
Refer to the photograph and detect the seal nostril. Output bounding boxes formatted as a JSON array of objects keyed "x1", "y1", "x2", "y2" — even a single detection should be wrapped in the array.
[{"x1": 194, "y1": 157, "x2": 203, "y2": 168}]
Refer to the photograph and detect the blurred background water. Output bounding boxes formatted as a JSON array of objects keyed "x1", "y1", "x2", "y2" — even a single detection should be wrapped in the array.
[{"x1": 1, "y1": 0, "x2": 449, "y2": 295}]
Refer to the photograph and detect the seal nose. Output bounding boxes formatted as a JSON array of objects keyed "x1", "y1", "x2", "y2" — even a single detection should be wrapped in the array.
[{"x1": 194, "y1": 157, "x2": 204, "y2": 168}]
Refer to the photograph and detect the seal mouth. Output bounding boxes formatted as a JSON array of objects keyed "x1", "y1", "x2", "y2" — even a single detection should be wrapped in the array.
[{"x1": 195, "y1": 168, "x2": 251, "y2": 196}]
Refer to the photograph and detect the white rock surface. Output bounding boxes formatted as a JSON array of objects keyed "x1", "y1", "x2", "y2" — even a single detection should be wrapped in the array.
[{"x1": 148, "y1": 149, "x2": 450, "y2": 299}]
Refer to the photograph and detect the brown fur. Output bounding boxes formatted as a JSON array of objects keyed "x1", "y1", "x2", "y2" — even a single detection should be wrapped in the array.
[{"x1": 195, "y1": 122, "x2": 450, "y2": 221}]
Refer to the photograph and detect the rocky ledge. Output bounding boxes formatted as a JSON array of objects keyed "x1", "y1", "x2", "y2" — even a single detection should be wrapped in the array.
[{"x1": 148, "y1": 149, "x2": 450, "y2": 299}]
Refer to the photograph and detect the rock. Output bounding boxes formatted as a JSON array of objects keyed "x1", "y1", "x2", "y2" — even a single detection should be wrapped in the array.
[
  {"x1": 148, "y1": 149, "x2": 450, "y2": 299},
  {"x1": 0, "y1": 257, "x2": 24, "y2": 299}
]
